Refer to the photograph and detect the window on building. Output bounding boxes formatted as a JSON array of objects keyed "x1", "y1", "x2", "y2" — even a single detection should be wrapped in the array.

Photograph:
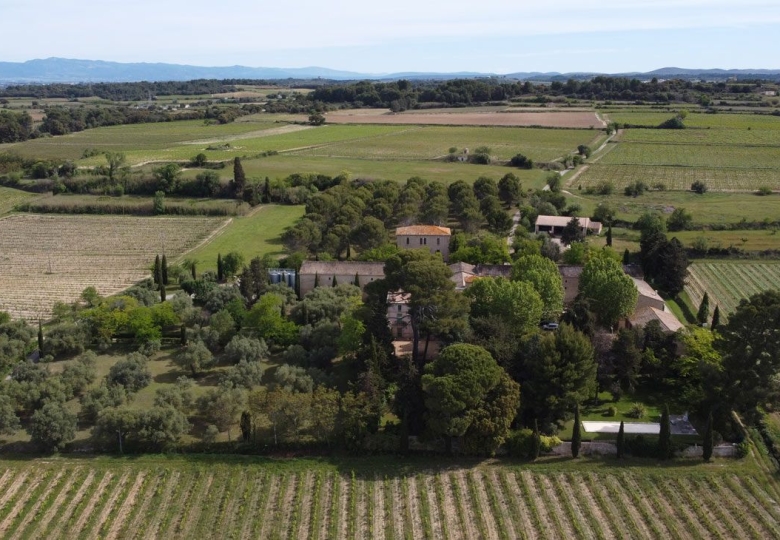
[
  {"x1": 437, "y1": 238, "x2": 440, "y2": 245},
  {"x1": 397, "y1": 304, "x2": 402, "y2": 312},
  {"x1": 424, "y1": 238, "x2": 427, "y2": 245},
  {"x1": 419, "y1": 238, "x2": 423, "y2": 245},
  {"x1": 406, "y1": 238, "x2": 409, "y2": 245}
]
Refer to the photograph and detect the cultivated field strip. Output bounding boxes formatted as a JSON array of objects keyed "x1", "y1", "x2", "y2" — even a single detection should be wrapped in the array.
[
  {"x1": 685, "y1": 261, "x2": 780, "y2": 317},
  {"x1": 574, "y1": 163, "x2": 780, "y2": 191},
  {"x1": 0, "y1": 214, "x2": 226, "y2": 320},
  {"x1": 0, "y1": 463, "x2": 777, "y2": 539}
]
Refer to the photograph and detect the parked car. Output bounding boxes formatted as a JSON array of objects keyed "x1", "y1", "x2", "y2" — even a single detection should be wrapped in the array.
[{"x1": 542, "y1": 322, "x2": 559, "y2": 331}]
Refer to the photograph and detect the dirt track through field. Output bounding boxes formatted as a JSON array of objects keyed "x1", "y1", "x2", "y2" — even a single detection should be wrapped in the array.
[
  {"x1": 182, "y1": 123, "x2": 313, "y2": 145},
  {"x1": 104, "y1": 470, "x2": 146, "y2": 540}
]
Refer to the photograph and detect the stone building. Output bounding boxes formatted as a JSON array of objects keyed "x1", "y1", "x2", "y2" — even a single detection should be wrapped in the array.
[
  {"x1": 395, "y1": 225, "x2": 452, "y2": 261},
  {"x1": 298, "y1": 261, "x2": 385, "y2": 297}
]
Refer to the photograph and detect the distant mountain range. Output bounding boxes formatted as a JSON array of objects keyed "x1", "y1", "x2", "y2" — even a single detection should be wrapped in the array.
[{"x1": 1, "y1": 58, "x2": 779, "y2": 84}]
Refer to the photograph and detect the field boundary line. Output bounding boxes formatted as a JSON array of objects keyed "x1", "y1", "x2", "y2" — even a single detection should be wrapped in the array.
[{"x1": 173, "y1": 216, "x2": 234, "y2": 263}]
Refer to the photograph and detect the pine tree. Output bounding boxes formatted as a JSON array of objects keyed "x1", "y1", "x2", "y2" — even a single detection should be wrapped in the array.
[
  {"x1": 658, "y1": 404, "x2": 672, "y2": 460},
  {"x1": 606, "y1": 224, "x2": 613, "y2": 247},
  {"x1": 697, "y1": 291, "x2": 710, "y2": 325},
  {"x1": 37, "y1": 320, "x2": 44, "y2": 352},
  {"x1": 623, "y1": 249, "x2": 630, "y2": 265},
  {"x1": 217, "y1": 253, "x2": 224, "y2": 282},
  {"x1": 160, "y1": 282, "x2": 166, "y2": 303},
  {"x1": 332, "y1": 275, "x2": 337, "y2": 287},
  {"x1": 531, "y1": 419, "x2": 541, "y2": 460},
  {"x1": 616, "y1": 421, "x2": 625, "y2": 459},
  {"x1": 703, "y1": 411, "x2": 714, "y2": 462},
  {"x1": 153, "y1": 254, "x2": 161, "y2": 284},
  {"x1": 314, "y1": 272, "x2": 319, "y2": 288},
  {"x1": 571, "y1": 404, "x2": 582, "y2": 458},
  {"x1": 161, "y1": 254, "x2": 169, "y2": 286},
  {"x1": 711, "y1": 305, "x2": 721, "y2": 331},
  {"x1": 354, "y1": 273, "x2": 360, "y2": 287},
  {"x1": 232, "y1": 157, "x2": 246, "y2": 197}
]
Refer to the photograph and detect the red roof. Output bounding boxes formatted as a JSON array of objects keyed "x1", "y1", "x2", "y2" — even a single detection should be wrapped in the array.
[{"x1": 395, "y1": 225, "x2": 451, "y2": 236}]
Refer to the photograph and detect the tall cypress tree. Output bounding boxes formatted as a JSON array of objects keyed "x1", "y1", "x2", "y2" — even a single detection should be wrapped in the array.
[
  {"x1": 623, "y1": 249, "x2": 630, "y2": 265},
  {"x1": 354, "y1": 273, "x2": 360, "y2": 287},
  {"x1": 191, "y1": 261, "x2": 197, "y2": 280},
  {"x1": 314, "y1": 272, "x2": 319, "y2": 288},
  {"x1": 711, "y1": 305, "x2": 721, "y2": 331},
  {"x1": 616, "y1": 421, "x2": 625, "y2": 459},
  {"x1": 703, "y1": 411, "x2": 714, "y2": 462},
  {"x1": 332, "y1": 274, "x2": 337, "y2": 287},
  {"x1": 531, "y1": 419, "x2": 541, "y2": 461},
  {"x1": 153, "y1": 254, "x2": 161, "y2": 284},
  {"x1": 217, "y1": 253, "x2": 224, "y2": 282},
  {"x1": 697, "y1": 292, "x2": 710, "y2": 325},
  {"x1": 161, "y1": 254, "x2": 169, "y2": 286},
  {"x1": 294, "y1": 271, "x2": 301, "y2": 299},
  {"x1": 180, "y1": 325, "x2": 187, "y2": 346},
  {"x1": 658, "y1": 404, "x2": 672, "y2": 460},
  {"x1": 606, "y1": 224, "x2": 613, "y2": 247},
  {"x1": 37, "y1": 320, "x2": 44, "y2": 352},
  {"x1": 571, "y1": 404, "x2": 582, "y2": 458},
  {"x1": 160, "y1": 282, "x2": 166, "y2": 303},
  {"x1": 233, "y1": 157, "x2": 246, "y2": 197},
  {"x1": 262, "y1": 177, "x2": 271, "y2": 204}
]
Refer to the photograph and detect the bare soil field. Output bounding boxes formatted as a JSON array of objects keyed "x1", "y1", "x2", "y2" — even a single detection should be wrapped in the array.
[{"x1": 326, "y1": 109, "x2": 606, "y2": 128}]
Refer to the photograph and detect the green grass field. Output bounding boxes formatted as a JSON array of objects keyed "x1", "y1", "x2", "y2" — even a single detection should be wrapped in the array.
[
  {"x1": 620, "y1": 127, "x2": 780, "y2": 145},
  {"x1": 1, "y1": 119, "x2": 287, "y2": 160},
  {"x1": 187, "y1": 154, "x2": 551, "y2": 186},
  {"x1": 183, "y1": 204, "x2": 304, "y2": 270},
  {"x1": 599, "y1": 142, "x2": 780, "y2": 169},
  {"x1": 0, "y1": 186, "x2": 38, "y2": 215},
  {"x1": 605, "y1": 110, "x2": 780, "y2": 130},
  {"x1": 0, "y1": 448, "x2": 778, "y2": 540},
  {"x1": 685, "y1": 261, "x2": 780, "y2": 317}
]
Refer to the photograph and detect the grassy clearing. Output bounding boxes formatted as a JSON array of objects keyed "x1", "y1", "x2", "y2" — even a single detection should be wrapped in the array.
[
  {"x1": 685, "y1": 261, "x2": 780, "y2": 317},
  {"x1": 0, "y1": 186, "x2": 38, "y2": 215},
  {"x1": 184, "y1": 204, "x2": 304, "y2": 271},
  {"x1": 0, "y1": 451, "x2": 777, "y2": 540}
]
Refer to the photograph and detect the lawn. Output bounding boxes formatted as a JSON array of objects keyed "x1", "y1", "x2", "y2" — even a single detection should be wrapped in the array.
[{"x1": 183, "y1": 204, "x2": 304, "y2": 271}]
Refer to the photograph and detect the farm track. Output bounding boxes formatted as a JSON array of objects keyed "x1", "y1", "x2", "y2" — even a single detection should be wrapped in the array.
[{"x1": 0, "y1": 461, "x2": 778, "y2": 539}]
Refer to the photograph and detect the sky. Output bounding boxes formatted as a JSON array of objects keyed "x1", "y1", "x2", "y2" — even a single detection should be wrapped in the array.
[{"x1": 2, "y1": 0, "x2": 779, "y2": 74}]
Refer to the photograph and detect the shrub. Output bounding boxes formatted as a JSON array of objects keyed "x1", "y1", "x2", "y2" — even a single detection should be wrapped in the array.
[
  {"x1": 107, "y1": 353, "x2": 152, "y2": 392},
  {"x1": 605, "y1": 406, "x2": 618, "y2": 417},
  {"x1": 757, "y1": 186, "x2": 772, "y2": 196},
  {"x1": 506, "y1": 429, "x2": 562, "y2": 458},
  {"x1": 735, "y1": 440, "x2": 750, "y2": 459},
  {"x1": 626, "y1": 403, "x2": 646, "y2": 419},
  {"x1": 691, "y1": 180, "x2": 708, "y2": 194}
]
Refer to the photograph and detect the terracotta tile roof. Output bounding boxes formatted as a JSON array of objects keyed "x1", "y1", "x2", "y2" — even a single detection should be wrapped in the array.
[
  {"x1": 396, "y1": 225, "x2": 452, "y2": 236},
  {"x1": 387, "y1": 290, "x2": 411, "y2": 304}
]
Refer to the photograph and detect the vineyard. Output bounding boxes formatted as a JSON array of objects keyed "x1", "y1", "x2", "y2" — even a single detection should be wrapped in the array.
[
  {"x1": 599, "y1": 142, "x2": 780, "y2": 169},
  {"x1": 0, "y1": 214, "x2": 226, "y2": 320},
  {"x1": 0, "y1": 457, "x2": 779, "y2": 540},
  {"x1": 685, "y1": 261, "x2": 780, "y2": 317},
  {"x1": 573, "y1": 164, "x2": 780, "y2": 191}
]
